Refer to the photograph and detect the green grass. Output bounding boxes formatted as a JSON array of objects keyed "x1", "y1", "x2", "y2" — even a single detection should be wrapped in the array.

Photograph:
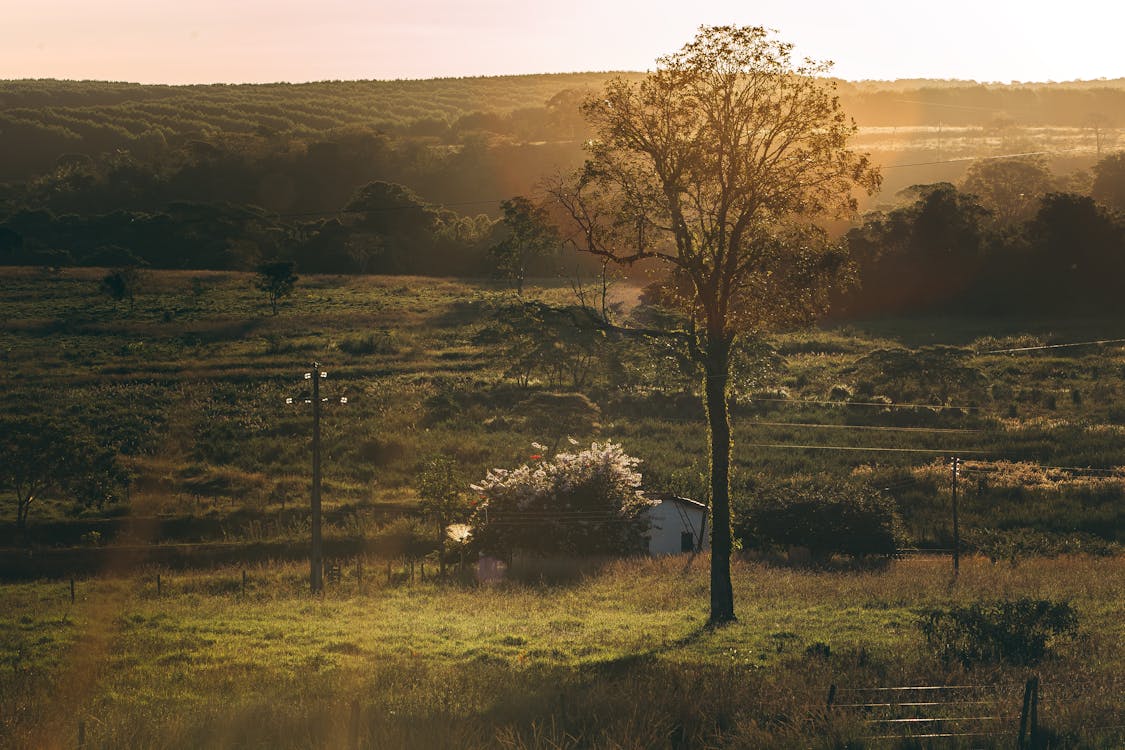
[
  {"x1": 2, "y1": 266, "x2": 1124, "y2": 551},
  {"x1": 1, "y1": 554, "x2": 1121, "y2": 747}
]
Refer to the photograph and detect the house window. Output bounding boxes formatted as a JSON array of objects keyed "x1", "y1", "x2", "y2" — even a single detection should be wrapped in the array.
[{"x1": 681, "y1": 532, "x2": 695, "y2": 553}]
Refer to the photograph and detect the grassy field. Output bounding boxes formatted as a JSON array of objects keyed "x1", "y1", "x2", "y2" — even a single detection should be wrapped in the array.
[
  {"x1": 2, "y1": 267, "x2": 1123, "y2": 746},
  {"x1": 2, "y1": 265, "x2": 1122, "y2": 551},
  {"x1": 1, "y1": 554, "x2": 1121, "y2": 748}
]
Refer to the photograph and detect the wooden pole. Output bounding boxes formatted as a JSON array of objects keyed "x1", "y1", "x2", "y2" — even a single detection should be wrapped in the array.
[
  {"x1": 156, "y1": 574, "x2": 161, "y2": 596},
  {"x1": 69, "y1": 577, "x2": 75, "y2": 603},
  {"x1": 311, "y1": 362, "x2": 324, "y2": 593},
  {"x1": 242, "y1": 569, "x2": 247, "y2": 595},
  {"x1": 951, "y1": 456, "x2": 960, "y2": 576}
]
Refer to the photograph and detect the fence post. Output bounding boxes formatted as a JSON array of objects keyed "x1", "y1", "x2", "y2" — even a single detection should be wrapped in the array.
[
  {"x1": 157, "y1": 574, "x2": 162, "y2": 596},
  {"x1": 78, "y1": 720, "x2": 85, "y2": 748},
  {"x1": 826, "y1": 684, "x2": 837, "y2": 710},
  {"x1": 1018, "y1": 677, "x2": 1034, "y2": 749},
  {"x1": 70, "y1": 578, "x2": 75, "y2": 603},
  {"x1": 242, "y1": 569, "x2": 247, "y2": 595}
]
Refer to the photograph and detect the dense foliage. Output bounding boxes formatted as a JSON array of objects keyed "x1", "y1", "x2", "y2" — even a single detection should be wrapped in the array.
[
  {"x1": 918, "y1": 597, "x2": 1079, "y2": 666},
  {"x1": 734, "y1": 481, "x2": 904, "y2": 560},
  {"x1": 838, "y1": 173, "x2": 1125, "y2": 317},
  {"x1": 469, "y1": 442, "x2": 655, "y2": 557},
  {"x1": 0, "y1": 74, "x2": 1122, "y2": 302}
]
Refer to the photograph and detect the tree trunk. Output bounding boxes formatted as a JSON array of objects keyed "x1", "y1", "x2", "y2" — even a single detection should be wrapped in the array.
[
  {"x1": 438, "y1": 518, "x2": 446, "y2": 577},
  {"x1": 16, "y1": 495, "x2": 30, "y2": 530},
  {"x1": 703, "y1": 335, "x2": 736, "y2": 625}
]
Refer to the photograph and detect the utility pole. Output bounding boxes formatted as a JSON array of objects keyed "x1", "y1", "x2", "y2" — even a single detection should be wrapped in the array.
[
  {"x1": 951, "y1": 456, "x2": 960, "y2": 577},
  {"x1": 286, "y1": 363, "x2": 347, "y2": 594},
  {"x1": 311, "y1": 362, "x2": 323, "y2": 593}
]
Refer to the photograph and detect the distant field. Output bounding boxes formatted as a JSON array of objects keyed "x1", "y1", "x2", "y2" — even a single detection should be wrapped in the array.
[
  {"x1": 0, "y1": 75, "x2": 1121, "y2": 195},
  {"x1": 0, "y1": 554, "x2": 1121, "y2": 747}
]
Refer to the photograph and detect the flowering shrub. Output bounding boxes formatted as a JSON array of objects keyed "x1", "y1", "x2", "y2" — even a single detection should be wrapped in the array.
[{"x1": 469, "y1": 441, "x2": 656, "y2": 556}]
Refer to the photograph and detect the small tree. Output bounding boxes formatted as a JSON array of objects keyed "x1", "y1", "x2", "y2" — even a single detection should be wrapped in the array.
[
  {"x1": 489, "y1": 196, "x2": 559, "y2": 295},
  {"x1": 416, "y1": 456, "x2": 472, "y2": 576},
  {"x1": 254, "y1": 260, "x2": 298, "y2": 315},
  {"x1": 470, "y1": 441, "x2": 655, "y2": 557},
  {"x1": 961, "y1": 156, "x2": 1054, "y2": 227},
  {"x1": 100, "y1": 267, "x2": 141, "y2": 312},
  {"x1": 0, "y1": 418, "x2": 127, "y2": 529}
]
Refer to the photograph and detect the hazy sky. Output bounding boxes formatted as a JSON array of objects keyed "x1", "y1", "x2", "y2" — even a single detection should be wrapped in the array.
[{"x1": 3, "y1": 0, "x2": 1123, "y2": 84}]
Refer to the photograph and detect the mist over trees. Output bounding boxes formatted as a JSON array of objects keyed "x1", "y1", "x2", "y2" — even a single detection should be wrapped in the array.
[{"x1": 0, "y1": 76, "x2": 1122, "y2": 312}]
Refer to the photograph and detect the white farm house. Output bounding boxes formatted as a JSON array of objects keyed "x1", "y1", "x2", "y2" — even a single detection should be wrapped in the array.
[{"x1": 643, "y1": 494, "x2": 709, "y2": 556}]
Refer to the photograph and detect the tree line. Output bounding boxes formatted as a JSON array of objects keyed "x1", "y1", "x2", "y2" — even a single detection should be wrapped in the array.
[{"x1": 837, "y1": 152, "x2": 1125, "y2": 316}]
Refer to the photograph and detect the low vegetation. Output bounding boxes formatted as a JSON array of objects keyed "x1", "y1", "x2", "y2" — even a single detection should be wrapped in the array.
[
  {"x1": 1, "y1": 266, "x2": 1122, "y2": 745},
  {"x1": 1, "y1": 554, "x2": 1120, "y2": 748}
]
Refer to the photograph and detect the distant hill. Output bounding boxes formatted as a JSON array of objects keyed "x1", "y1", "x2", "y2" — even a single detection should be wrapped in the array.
[
  {"x1": 2, "y1": 75, "x2": 1123, "y2": 181},
  {"x1": 1, "y1": 74, "x2": 1122, "y2": 277}
]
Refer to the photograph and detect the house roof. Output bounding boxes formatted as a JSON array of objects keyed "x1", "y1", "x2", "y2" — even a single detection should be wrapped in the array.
[{"x1": 644, "y1": 492, "x2": 708, "y2": 512}]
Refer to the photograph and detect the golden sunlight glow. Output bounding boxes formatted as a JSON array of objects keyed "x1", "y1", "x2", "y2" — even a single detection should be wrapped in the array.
[{"x1": 2, "y1": 0, "x2": 1122, "y2": 84}]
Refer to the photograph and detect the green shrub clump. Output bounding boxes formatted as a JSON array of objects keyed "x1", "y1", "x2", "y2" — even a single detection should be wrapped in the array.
[
  {"x1": 735, "y1": 481, "x2": 904, "y2": 560},
  {"x1": 918, "y1": 597, "x2": 1078, "y2": 666}
]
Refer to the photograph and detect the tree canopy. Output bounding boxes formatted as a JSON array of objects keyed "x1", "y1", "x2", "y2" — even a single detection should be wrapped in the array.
[{"x1": 547, "y1": 26, "x2": 880, "y2": 624}]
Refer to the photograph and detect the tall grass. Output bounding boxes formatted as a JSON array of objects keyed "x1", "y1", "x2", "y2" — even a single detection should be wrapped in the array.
[{"x1": 0, "y1": 554, "x2": 1120, "y2": 748}]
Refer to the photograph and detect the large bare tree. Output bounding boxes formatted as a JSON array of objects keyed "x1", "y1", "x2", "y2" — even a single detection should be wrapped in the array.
[{"x1": 546, "y1": 26, "x2": 880, "y2": 624}]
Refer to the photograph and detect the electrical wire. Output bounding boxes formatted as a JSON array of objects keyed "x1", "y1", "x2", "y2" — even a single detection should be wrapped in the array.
[
  {"x1": 741, "y1": 443, "x2": 990, "y2": 455},
  {"x1": 748, "y1": 420, "x2": 981, "y2": 433},
  {"x1": 750, "y1": 396, "x2": 986, "y2": 411},
  {"x1": 980, "y1": 337, "x2": 1125, "y2": 354},
  {"x1": 959, "y1": 462, "x2": 1123, "y2": 475},
  {"x1": 882, "y1": 147, "x2": 1086, "y2": 170}
]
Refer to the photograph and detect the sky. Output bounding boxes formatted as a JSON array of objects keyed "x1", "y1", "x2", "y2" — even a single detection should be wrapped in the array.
[{"x1": 3, "y1": 0, "x2": 1123, "y2": 84}]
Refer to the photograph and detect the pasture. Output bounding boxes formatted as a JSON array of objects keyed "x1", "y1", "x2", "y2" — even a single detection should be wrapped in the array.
[{"x1": 1, "y1": 554, "x2": 1122, "y2": 748}]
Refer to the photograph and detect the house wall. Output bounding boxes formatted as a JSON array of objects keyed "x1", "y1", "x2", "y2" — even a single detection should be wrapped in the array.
[{"x1": 645, "y1": 501, "x2": 707, "y2": 556}]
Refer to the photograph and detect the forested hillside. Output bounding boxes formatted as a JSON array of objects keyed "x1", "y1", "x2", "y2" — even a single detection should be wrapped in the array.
[{"x1": 1, "y1": 75, "x2": 1123, "y2": 316}]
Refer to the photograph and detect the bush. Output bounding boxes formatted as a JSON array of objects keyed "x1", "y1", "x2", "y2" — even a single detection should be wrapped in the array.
[
  {"x1": 469, "y1": 441, "x2": 654, "y2": 557},
  {"x1": 918, "y1": 598, "x2": 1078, "y2": 666},
  {"x1": 964, "y1": 527, "x2": 1121, "y2": 562},
  {"x1": 735, "y1": 481, "x2": 904, "y2": 560}
]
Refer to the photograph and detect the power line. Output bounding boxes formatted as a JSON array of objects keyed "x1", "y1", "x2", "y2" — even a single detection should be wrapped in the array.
[
  {"x1": 742, "y1": 443, "x2": 990, "y2": 455},
  {"x1": 980, "y1": 337, "x2": 1125, "y2": 354},
  {"x1": 882, "y1": 148, "x2": 1084, "y2": 169},
  {"x1": 748, "y1": 420, "x2": 981, "y2": 434},
  {"x1": 884, "y1": 98, "x2": 1019, "y2": 114},
  {"x1": 959, "y1": 462, "x2": 1123, "y2": 475},
  {"x1": 751, "y1": 396, "x2": 986, "y2": 411}
]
